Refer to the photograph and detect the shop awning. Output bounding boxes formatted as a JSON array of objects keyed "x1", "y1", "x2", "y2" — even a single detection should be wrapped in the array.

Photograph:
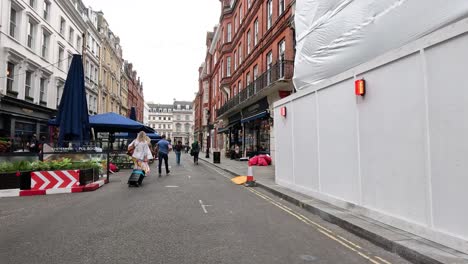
[
  {"x1": 241, "y1": 111, "x2": 268, "y2": 124},
  {"x1": 217, "y1": 127, "x2": 230, "y2": 134}
]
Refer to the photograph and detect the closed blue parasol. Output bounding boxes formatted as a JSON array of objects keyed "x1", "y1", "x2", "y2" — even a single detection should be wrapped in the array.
[
  {"x1": 55, "y1": 54, "x2": 90, "y2": 146},
  {"x1": 128, "y1": 106, "x2": 137, "y2": 140}
]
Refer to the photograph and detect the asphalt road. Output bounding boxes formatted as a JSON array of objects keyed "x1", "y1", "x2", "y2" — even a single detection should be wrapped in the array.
[{"x1": 0, "y1": 154, "x2": 410, "y2": 264}]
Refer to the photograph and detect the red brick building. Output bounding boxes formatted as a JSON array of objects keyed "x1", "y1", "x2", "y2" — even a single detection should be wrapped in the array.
[
  {"x1": 125, "y1": 62, "x2": 145, "y2": 122},
  {"x1": 196, "y1": 0, "x2": 295, "y2": 161}
]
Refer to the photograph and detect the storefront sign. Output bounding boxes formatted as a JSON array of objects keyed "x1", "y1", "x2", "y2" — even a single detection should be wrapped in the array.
[{"x1": 241, "y1": 97, "x2": 269, "y2": 119}]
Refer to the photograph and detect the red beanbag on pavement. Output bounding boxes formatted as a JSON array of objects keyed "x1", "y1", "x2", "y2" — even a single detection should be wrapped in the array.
[
  {"x1": 258, "y1": 157, "x2": 268, "y2": 166},
  {"x1": 258, "y1": 155, "x2": 272, "y2": 165},
  {"x1": 109, "y1": 163, "x2": 118, "y2": 172},
  {"x1": 248, "y1": 156, "x2": 258, "y2": 166}
]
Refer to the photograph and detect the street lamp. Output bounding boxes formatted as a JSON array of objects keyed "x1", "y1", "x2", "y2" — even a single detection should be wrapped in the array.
[{"x1": 206, "y1": 110, "x2": 210, "y2": 159}]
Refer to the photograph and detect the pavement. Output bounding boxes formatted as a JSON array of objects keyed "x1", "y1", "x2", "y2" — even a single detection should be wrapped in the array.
[
  {"x1": 0, "y1": 153, "x2": 413, "y2": 264},
  {"x1": 198, "y1": 153, "x2": 468, "y2": 264}
]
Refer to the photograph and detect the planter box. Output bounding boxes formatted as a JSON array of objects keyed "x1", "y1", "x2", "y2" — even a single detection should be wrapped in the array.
[
  {"x1": 79, "y1": 168, "x2": 100, "y2": 186},
  {"x1": 0, "y1": 171, "x2": 31, "y2": 190}
]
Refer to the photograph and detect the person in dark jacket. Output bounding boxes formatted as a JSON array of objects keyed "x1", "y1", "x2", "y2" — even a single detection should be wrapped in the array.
[
  {"x1": 174, "y1": 141, "x2": 183, "y2": 165},
  {"x1": 191, "y1": 141, "x2": 200, "y2": 165}
]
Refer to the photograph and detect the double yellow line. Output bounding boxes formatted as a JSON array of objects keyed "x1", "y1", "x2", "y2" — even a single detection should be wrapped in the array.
[{"x1": 247, "y1": 188, "x2": 392, "y2": 264}]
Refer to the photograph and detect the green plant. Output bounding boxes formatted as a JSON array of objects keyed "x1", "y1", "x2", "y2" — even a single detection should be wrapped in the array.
[
  {"x1": 0, "y1": 160, "x2": 32, "y2": 173},
  {"x1": 0, "y1": 162, "x2": 14, "y2": 173}
]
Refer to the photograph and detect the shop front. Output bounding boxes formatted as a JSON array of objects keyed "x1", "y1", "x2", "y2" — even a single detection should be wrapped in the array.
[
  {"x1": 241, "y1": 97, "x2": 271, "y2": 158},
  {"x1": 0, "y1": 95, "x2": 56, "y2": 152},
  {"x1": 218, "y1": 113, "x2": 243, "y2": 159}
]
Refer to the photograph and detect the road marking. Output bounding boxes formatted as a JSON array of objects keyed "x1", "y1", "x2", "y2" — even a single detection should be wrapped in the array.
[
  {"x1": 199, "y1": 200, "x2": 212, "y2": 214},
  {"x1": 337, "y1": 235, "x2": 362, "y2": 249},
  {"x1": 165, "y1": 185, "x2": 179, "y2": 188},
  {"x1": 249, "y1": 188, "x2": 332, "y2": 233},
  {"x1": 247, "y1": 188, "x2": 390, "y2": 264},
  {"x1": 206, "y1": 162, "x2": 391, "y2": 264},
  {"x1": 375, "y1": 256, "x2": 393, "y2": 264}
]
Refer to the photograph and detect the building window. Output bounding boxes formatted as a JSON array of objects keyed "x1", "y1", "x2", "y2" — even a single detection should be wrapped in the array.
[
  {"x1": 94, "y1": 67, "x2": 98, "y2": 83},
  {"x1": 239, "y1": 5, "x2": 243, "y2": 24},
  {"x1": 278, "y1": 39, "x2": 286, "y2": 77},
  {"x1": 6, "y1": 62, "x2": 15, "y2": 93},
  {"x1": 163, "y1": 124, "x2": 166, "y2": 129},
  {"x1": 226, "y1": 57, "x2": 231, "y2": 77},
  {"x1": 159, "y1": 124, "x2": 161, "y2": 129},
  {"x1": 176, "y1": 123, "x2": 181, "y2": 132},
  {"x1": 239, "y1": 45, "x2": 242, "y2": 65},
  {"x1": 76, "y1": 35, "x2": 82, "y2": 52},
  {"x1": 254, "y1": 19, "x2": 259, "y2": 46},
  {"x1": 25, "y1": 71, "x2": 33, "y2": 100},
  {"x1": 248, "y1": 0, "x2": 252, "y2": 9},
  {"x1": 279, "y1": 0, "x2": 285, "y2": 15},
  {"x1": 267, "y1": 51, "x2": 273, "y2": 84},
  {"x1": 267, "y1": 0, "x2": 273, "y2": 30},
  {"x1": 234, "y1": 50, "x2": 237, "y2": 71},
  {"x1": 227, "y1": 23, "x2": 232, "y2": 42},
  {"x1": 68, "y1": 53, "x2": 72, "y2": 69},
  {"x1": 58, "y1": 46, "x2": 64, "y2": 69},
  {"x1": 29, "y1": 0, "x2": 35, "y2": 8},
  {"x1": 247, "y1": 29, "x2": 251, "y2": 54},
  {"x1": 185, "y1": 123, "x2": 190, "y2": 132},
  {"x1": 177, "y1": 115, "x2": 181, "y2": 120},
  {"x1": 41, "y1": 31, "x2": 49, "y2": 58},
  {"x1": 185, "y1": 115, "x2": 190, "y2": 121},
  {"x1": 56, "y1": 84, "x2": 63, "y2": 107},
  {"x1": 9, "y1": 8, "x2": 17, "y2": 38},
  {"x1": 43, "y1": 1, "x2": 50, "y2": 20},
  {"x1": 246, "y1": 72, "x2": 251, "y2": 86},
  {"x1": 233, "y1": 85, "x2": 237, "y2": 96},
  {"x1": 68, "y1": 27, "x2": 74, "y2": 44},
  {"x1": 253, "y1": 64, "x2": 259, "y2": 89},
  {"x1": 27, "y1": 19, "x2": 35, "y2": 49},
  {"x1": 177, "y1": 104, "x2": 181, "y2": 110},
  {"x1": 40, "y1": 77, "x2": 47, "y2": 103},
  {"x1": 238, "y1": 80, "x2": 242, "y2": 92},
  {"x1": 234, "y1": 15, "x2": 237, "y2": 32},
  {"x1": 60, "y1": 17, "x2": 66, "y2": 35}
]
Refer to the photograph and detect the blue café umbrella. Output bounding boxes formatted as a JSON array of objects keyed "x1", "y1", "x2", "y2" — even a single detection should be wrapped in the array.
[
  {"x1": 55, "y1": 54, "x2": 90, "y2": 147},
  {"x1": 89, "y1": 112, "x2": 154, "y2": 133}
]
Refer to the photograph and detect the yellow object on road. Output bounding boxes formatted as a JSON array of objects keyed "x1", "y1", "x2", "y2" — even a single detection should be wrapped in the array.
[{"x1": 231, "y1": 176, "x2": 247, "y2": 185}]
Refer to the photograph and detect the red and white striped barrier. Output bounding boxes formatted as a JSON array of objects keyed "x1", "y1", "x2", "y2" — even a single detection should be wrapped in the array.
[
  {"x1": 31, "y1": 170, "x2": 80, "y2": 190},
  {"x1": 0, "y1": 179, "x2": 108, "y2": 198}
]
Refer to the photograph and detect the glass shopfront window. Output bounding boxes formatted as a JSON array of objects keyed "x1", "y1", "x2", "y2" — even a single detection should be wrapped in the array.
[{"x1": 244, "y1": 119, "x2": 270, "y2": 156}]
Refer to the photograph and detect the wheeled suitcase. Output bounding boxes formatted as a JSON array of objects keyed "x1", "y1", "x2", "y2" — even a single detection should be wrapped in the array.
[{"x1": 128, "y1": 169, "x2": 145, "y2": 187}]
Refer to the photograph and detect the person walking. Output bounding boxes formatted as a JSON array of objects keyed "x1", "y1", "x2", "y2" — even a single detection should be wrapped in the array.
[
  {"x1": 157, "y1": 135, "x2": 171, "y2": 177},
  {"x1": 128, "y1": 132, "x2": 153, "y2": 182},
  {"x1": 174, "y1": 141, "x2": 183, "y2": 165},
  {"x1": 191, "y1": 141, "x2": 200, "y2": 165}
]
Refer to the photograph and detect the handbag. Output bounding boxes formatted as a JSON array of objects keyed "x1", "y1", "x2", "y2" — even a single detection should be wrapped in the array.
[{"x1": 127, "y1": 144, "x2": 135, "y2": 156}]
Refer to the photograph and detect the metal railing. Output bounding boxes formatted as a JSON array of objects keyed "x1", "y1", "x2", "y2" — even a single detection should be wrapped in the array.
[{"x1": 217, "y1": 60, "x2": 293, "y2": 117}]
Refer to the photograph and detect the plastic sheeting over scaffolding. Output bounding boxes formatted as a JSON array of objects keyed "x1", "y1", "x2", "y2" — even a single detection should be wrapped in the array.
[{"x1": 293, "y1": 0, "x2": 468, "y2": 90}]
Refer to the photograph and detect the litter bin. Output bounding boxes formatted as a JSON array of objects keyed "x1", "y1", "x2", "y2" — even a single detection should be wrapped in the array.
[{"x1": 213, "y1": 151, "x2": 221, "y2": 164}]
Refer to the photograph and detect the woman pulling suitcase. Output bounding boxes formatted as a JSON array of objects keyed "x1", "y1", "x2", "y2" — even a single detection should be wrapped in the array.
[{"x1": 127, "y1": 131, "x2": 153, "y2": 187}]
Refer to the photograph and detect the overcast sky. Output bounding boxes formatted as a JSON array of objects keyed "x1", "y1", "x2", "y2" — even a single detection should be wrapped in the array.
[{"x1": 83, "y1": 0, "x2": 220, "y2": 104}]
